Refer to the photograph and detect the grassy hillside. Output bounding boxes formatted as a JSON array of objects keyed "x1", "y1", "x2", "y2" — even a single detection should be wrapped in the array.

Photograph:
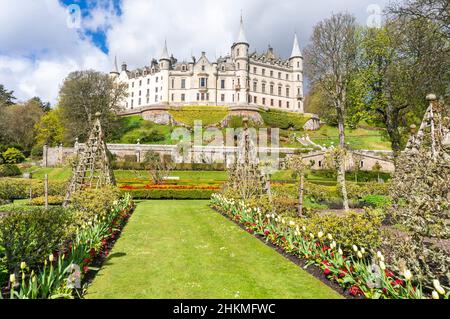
[{"x1": 168, "y1": 106, "x2": 229, "y2": 126}]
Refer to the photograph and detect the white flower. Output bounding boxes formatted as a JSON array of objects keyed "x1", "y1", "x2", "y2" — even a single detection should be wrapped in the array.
[
  {"x1": 352, "y1": 245, "x2": 358, "y2": 252},
  {"x1": 289, "y1": 221, "x2": 295, "y2": 226},
  {"x1": 431, "y1": 290, "x2": 440, "y2": 299},
  {"x1": 338, "y1": 248, "x2": 343, "y2": 255},
  {"x1": 271, "y1": 214, "x2": 275, "y2": 219},
  {"x1": 360, "y1": 248, "x2": 365, "y2": 254},
  {"x1": 10, "y1": 274, "x2": 15, "y2": 283},
  {"x1": 404, "y1": 269, "x2": 412, "y2": 281},
  {"x1": 49, "y1": 254, "x2": 54, "y2": 262},
  {"x1": 302, "y1": 226, "x2": 306, "y2": 232},
  {"x1": 330, "y1": 241, "x2": 336, "y2": 249},
  {"x1": 379, "y1": 261, "x2": 386, "y2": 270},
  {"x1": 433, "y1": 279, "x2": 445, "y2": 295},
  {"x1": 327, "y1": 233, "x2": 333, "y2": 240},
  {"x1": 309, "y1": 233, "x2": 315, "y2": 239},
  {"x1": 357, "y1": 251, "x2": 363, "y2": 259},
  {"x1": 281, "y1": 219, "x2": 286, "y2": 225},
  {"x1": 317, "y1": 231, "x2": 323, "y2": 239},
  {"x1": 266, "y1": 214, "x2": 270, "y2": 219},
  {"x1": 294, "y1": 231, "x2": 299, "y2": 236},
  {"x1": 295, "y1": 226, "x2": 299, "y2": 232},
  {"x1": 20, "y1": 262, "x2": 27, "y2": 270}
]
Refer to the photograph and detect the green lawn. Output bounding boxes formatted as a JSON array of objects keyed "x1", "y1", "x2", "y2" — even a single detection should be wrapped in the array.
[{"x1": 85, "y1": 200, "x2": 342, "y2": 299}]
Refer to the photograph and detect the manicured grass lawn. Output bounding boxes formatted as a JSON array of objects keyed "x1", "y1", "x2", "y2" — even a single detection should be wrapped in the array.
[{"x1": 85, "y1": 200, "x2": 342, "y2": 299}]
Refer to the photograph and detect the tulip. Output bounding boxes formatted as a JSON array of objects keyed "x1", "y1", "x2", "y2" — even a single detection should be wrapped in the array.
[
  {"x1": 49, "y1": 254, "x2": 54, "y2": 262},
  {"x1": 289, "y1": 221, "x2": 295, "y2": 226},
  {"x1": 377, "y1": 251, "x2": 383, "y2": 259},
  {"x1": 302, "y1": 226, "x2": 306, "y2": 232},
  {"x1": 309, "y1": 233, "x2": 314, "y2": 239},
  {"x1": 357, "y1": 251, "x2": 363, "y2": 258},
  {"x1": 379, "y1": 260, "x2": 386, "y2": 270},
  {"x1": 327, "y1": 233, "x2": 333, "y2": 240},
  {"x1": 352, "y1": 245, "x2": 358, "y2": 252},
  {"x1": 331, "y1": 241, "x2": 336, "y2": 249},
  {"x1": 431, "y1": 290, "x2": 440, "y2": 299},
  {"x1": 433, "y1": 279, "x2": 445, "y2": 295},
  {"x1": 404, "y1": 269, "x2": 412, "y2": 281},
  {"x1": 360, "y1": 248, "x2": 365, "y2": 254},
  {"x1": 338, "y1": 248, "x2": 343, "y2": 255},
  {"x1": 10, "y1": 274, "x2": 15, "y2": 283},
  {"x1": 317, "y1": 231, "x2": 323, "y2": 239},
  {"x1": 20, "y1": 262, "x2": 27, "y2": 270}
]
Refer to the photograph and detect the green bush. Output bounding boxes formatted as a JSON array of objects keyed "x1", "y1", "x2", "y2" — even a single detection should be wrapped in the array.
[
  {"x1": 29, "y1": 195, "x2": 64, "y2": 206},
  {"x1": 343, "y1": 182, "x2": 390, "y2": 199},
  {"x1": 0, "y1": 178, "x2": 67, "y2": 200},
  {"x1": 2, "y1": 148, "x2": 26, "y2": 164},
  {"x1": 360, "y1": 194, "x2": 391, "y2": 209},
  {"x1": 124, "y1": 188, "x2": 214, "y2": 199},
  {"x1": 169, "y1": 106, "x2": 229, "y2": 126},
  {"x1": 0, "y1": 164, "x2": 21, "y2": 177},
  {"x1": 261, "y1": 109, "x2": 310, "y2": 130},
  {"x1": 0, "y1": 206, "x2": 75, "y2": 271}
]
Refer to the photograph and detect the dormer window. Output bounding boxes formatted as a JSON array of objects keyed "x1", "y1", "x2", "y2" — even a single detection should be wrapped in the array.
[
  {"x1": 237, "y1": 48, "x2": 240, "y2": 56},
  {"x1": 221, "y1": 66, "x2": 225, "y2": 71},
  {"x1": 202, "y1": 65, "x2": 205, "y2": 71},
  {"x1": 182, "y1": 65, "x2": 186, "y2": 71}
]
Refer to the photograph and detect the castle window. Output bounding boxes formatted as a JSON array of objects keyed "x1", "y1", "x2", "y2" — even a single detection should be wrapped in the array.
[
  {"x1": 270, "y1": 99, "x2": 274, "y2": 106},
  {"x1": 318, "y1": 160, "x2": 322, "y2": 167},
  {"x1": 262, "y1": 98, "x2": 266, "y2": 105},
  {"x1": 253, "y1": 67, "x2": 257, "y2": 73},
  {"x1": 139, "y1": 80, "x2": 142, "y2": 86},
  {"x1": 206, "y1": 93, "x2": 209, "y2": 100},
  {"x1": 132, "y1": 82, "x2": 134, "y2": 88},
  {"x1": 278, "y1": 86, "x2": 282, "y2": 96},
  {"x1": 253, "y1": 82, "x2": 257, "y2": 92},
  {"x1": 197, "y1": 93, "x2": 200, "y2": 101},
  {"x1": 262, "y1": 69, "x2": 265, "y2": 76},
  {"x1": 221, "y1": 66, "x2": 225, "y2": 71},
  {"x1": 182, "y1": 65, "x2": 186, "y2": 71},
  {"x1": 286, "y1": 74, "x2": 289, "y2": 80},
  {"x1": 297, "y1": 74, "x2": 300, "y2": 81},
  {"x1": 221, "y1": 79, "x2": 225, "y2": 89},
  {"x1": 270, "y1": 70, "x2": 273, "y2": 77},
  {"x1": 278, "y1": 100, "x2": 282, "y2": 107},
  {"x1": 181, "y1": 79, "x2": 186, "y2": 89},
  {"x1": 360, "y1": 161, "x2": 364, "y2": 168},
  {"x1": 147, "y1": 79, "x2": 150, "y2": 85},
  {"x1": 155, "y1": 87, "x2": 158, "y2": 93},
  {"x1": 287, "y1": 101, "x2": 290, "y2": 108},
  {"x1": 253, "y1": 96, "x2": 257, "y2": 104},
  {"x1": 232, "y1": 94, "x2": 235, "y2": 102},
  {"x1": 286, "y1": 87, "x2": 290, "y2": 97},
  {"x1": 181, "y1": 93, "x2": 185, "y2": 101},
  {"x1": 131, "y1": 99, "x2": 134, "y2": 107},
  {"x1": 138, "y1": 98, "x2": 141, "y2": 105},
  {"x1": 171, "y1": 79, "x2": 174, "y2": 88},
  {"x1": 237, "y1": 48, "x2": 240, "y2": 56},
  {"x1": 155, "y1": 95, "x2": 158, "y2": 102},
  {"x1": 221, "y1": 94, "x2": 225, "y2": 102},
  {"x1": 237, "y1": 63, "x2": 240, "y2": 69},
  {"x1": 297, "y1": 87, "x2": 301, "y2": 95},
  {"x1": 270, "y1": 85, "x2": 274, "y2": 95},
  {"x1": 297, "y1": 61, "x2": 300, "y2": 68},
  {"x1": 156, "y1": 77, "x2": 158, "y2": 83},
  {"x1": 131, "y1": 92, "x2": 134, "y2": 98},
  {"x1": 171, "y1": 94, "x2": 174, "y2": 101},
  {"x1": 147, "y1": 89, "x2": 149, "y2": 96},
  {"x1": 202, "y1": 65, "x2": 205, "y2": 71},
  {"x1": 139, "y1": 90, "x2": 141, "y2": 96},
  {"x1": 278, "y1": 72, "x2": 281, "y2": 79},
  {"x1": 146, "y1": 97, "x2": 149, "y2": 104},
  {"x1": 262, "y1": 83, "x2": 266, "y2": 93},
  {"x1": 199, "y1": 78, "x2": 207, "y2": 88},
  {"x1": 201, "y1": 93, "x2": 205, "y2": 101}
]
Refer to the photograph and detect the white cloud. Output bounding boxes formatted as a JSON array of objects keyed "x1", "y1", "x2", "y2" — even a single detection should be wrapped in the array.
[{"x1": 0, "y1": 0, "x2": 390, "y2": 104}]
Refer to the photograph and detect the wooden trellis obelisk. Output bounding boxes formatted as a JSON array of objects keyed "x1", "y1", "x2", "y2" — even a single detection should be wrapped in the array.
[{"x1": 63, "y1": 112, "x2": 116, "y2": 206}]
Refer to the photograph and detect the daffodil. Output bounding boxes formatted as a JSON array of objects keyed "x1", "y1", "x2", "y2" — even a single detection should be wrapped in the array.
[{"x1": 431, "y1": 290, "x2": 440, "y2": 299}]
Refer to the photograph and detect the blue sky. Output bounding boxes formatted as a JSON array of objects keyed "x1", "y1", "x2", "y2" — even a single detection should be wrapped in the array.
[{"x1": 0, "y1": 0, "x2": 390, "y2": 104}]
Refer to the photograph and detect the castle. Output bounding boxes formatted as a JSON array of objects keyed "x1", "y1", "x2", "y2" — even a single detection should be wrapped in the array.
[{"x1": 111, "y1": 17, "x2": 304, "y2": 113}]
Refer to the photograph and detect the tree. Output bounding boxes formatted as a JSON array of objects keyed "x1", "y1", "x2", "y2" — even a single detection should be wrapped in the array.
[
  {"x1": 58, "y1": 70, "x2": 127, "y2": 143},
  {"x1": 34, "y1": 108, "x2": 65, "y2": 147},
  {"x1": 0, "y1": 84, "x2": 15, "y2": 107},
  {"x1": 0, "y1": 99, "x2": 44, "y2": 151},
  {"x1": 304, "y1": 12, "x2": 358, "y2": 211},
  {"x1": 28, "y1": 96, "x2": 51, "y2": 113},
  {"x1": 352, "y1": 17, "x2": 449, "y2": 157},
  {"x1": 286, "y1": 155, "x2": 311, "y2": 217},
  {"x1": 143, "y1": 150, "x2": 174, "y2": 185}
]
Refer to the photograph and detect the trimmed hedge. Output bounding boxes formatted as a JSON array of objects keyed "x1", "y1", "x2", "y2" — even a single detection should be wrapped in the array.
[
  {"x1": 113, "y1": 161, "x2": 226, "y2": 171},
  {"x1": 169, "y1": 106, "x2": 229, "y2": 127},
  {"x1": 123, "y1": 188, "x2": 214, "y2": 199},
  {"x1": 0, "y1": 178, "x2": 67, "y2": 200},
  {"x1": 0, "y1": 164, "x2": 21, "y2": 177},
  {"x1": 260, "y1": 109, "x2": 311, "y2": 130}
]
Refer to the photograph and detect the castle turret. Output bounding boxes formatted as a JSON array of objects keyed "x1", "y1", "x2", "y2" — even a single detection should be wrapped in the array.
[
  {"x1": 231, "y1": 15, "x2": 249, "y2": 105},
  {"x1": 159, "y1": 39, "x2": 170, "y2": 104},
  {"x1": 289, "y1": 33, "x2": 304, "y2": 112}
]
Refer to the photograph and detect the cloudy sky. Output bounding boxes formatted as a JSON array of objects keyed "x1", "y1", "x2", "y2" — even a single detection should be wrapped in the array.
[{"x1": 0, "y1": 0, "x2": 390, "y2": 105}]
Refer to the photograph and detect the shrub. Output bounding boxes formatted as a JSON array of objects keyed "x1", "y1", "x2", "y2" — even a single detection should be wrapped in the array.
[
  {"x1": 30, "y1": 145, "x2": 44, "y2": 158},
  {"x1": 0, "y1": 164, "x2": 21, "y2": 177},
  {"x1": 261, "y1": 109, "x2": 310, "y2": 130},
  {"x1": 360, "y1": 194, "x2": 391, "y2": 209},
  {"x1": 70, "y1": 186, "x2": 122, "y2": 223},
  {"x1": 29, "y1": 195, "x2": 64, "y2": 206},
  {"x1": 343, "y1": 182, "x2": 390, "y2": 199},
  {"x1": 124, "y1": 188, "x2": 214, "y2": 199},
  {"x1": 2, "y1": 148, "x2": 25, "y2": 164},
  {"x1": 0, "y1": 178, "x2": 67, "y2": 200},
  {"x1": 169, "y1": 106, "x2": 229, "y2": 126},
  {"x1": 0, "y1": 206, "x2": 75, "y2": 271}
]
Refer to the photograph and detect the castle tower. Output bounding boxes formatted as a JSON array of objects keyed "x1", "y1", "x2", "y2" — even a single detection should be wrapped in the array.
[
  {"x1": 159, "y1": 39, "x2": 171, "y2": 104},
  {"x1": 289, "y1": 33, "x2": 304, "y2": 112},
  {"x1": 231, "y1": 15, "x2": 249, "y2": 106}
]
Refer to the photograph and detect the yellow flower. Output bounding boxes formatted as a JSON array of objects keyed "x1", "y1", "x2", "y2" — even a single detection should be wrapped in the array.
[
  {"x1": 357, "y1": 251, "x2": 363, "y2": 258},
  {"x1": 338, "y1": 248, "x2": 343, "y2": 255},
  {"x1": 327, "y1": 233, "x2": 333, "y2": 240},
  {"x1": 431, "y1": 290, "x2": 439, "y2": 299},
  {"x1": 317, "y1": 231, "x2": 323, "y2": 239},
  {"x1": 20, "y1": 262, "x2": 27, "y2": 270},
  {"x1": 331, "y1": 241, "x2": 336, "y2": 249},
  {"x1": 309, "y1": 233, "x2": 315, "y2": 239},
  {"x1": 379, "y1": 261, "x2": 386, "y2": 270},
  {"x1": 352, "y1": 245, "x2": 358, "y2": 252},
  {"x1": 360, "y1": 248, "x2": 365, "y2": 254},
  {"x1": 433, "y1": 279, "x2": 445, "y2": 295},
  {"x1": 49, "y1": 254, "x2": 54, "y2": 262},
  {"x1": 10, "y1": 274, "x2": 15, "y2": 283},
  {"x1": 302, "y1": 226, "x2": 306, "y2": 232}
]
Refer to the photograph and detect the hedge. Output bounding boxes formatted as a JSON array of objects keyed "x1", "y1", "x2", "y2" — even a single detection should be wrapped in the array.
[
  {"x1": 0, "y1": 178, "x2": 67, "y2": 200},
  {"x1": 260, "y1": 109, "x2": 311, "y2": 130},
  {"x1": 168, "y1": 106, "x2": 229, "y2": 127},
  {"x1": 123, "y1": 188, "x2": 214, "y2": 199},
  {"x1": 113, "y1": 161, "x2": 226, "y2": 171},
  {"x1": 0, "y1": 164, "x2": 21, "y2": 177}
]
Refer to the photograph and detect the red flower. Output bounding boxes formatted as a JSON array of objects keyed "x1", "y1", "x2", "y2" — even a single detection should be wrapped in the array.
[
  {"x1": 83, "y1": 258, "x2": 92, "y2": 265},
  {"x1": 89, "y1": 248, "x2": 96, "y2": 257},
  {"x1": 391, "y1": 279, "x2": 404, "y2": 286},
  {"x1": 322, "y1": 260, "x2": 330, "y2": 266},
  {"x1": 324, "y1": 268, "x2": 331, "y2": 276},
  {"x1": 385, "y1": 269, "x2": 394, "y2": 278},
  {"x1": 322, "y1": 245, "x2": 330, "y2": 251},
  {"x1": 83, "y1": 266, "x2": 89, "y2": 273},
  {"x1": 264, "y1": 230, "x2": 270, "y2": 236},
  {"x1": 281, "y1": 237, "x2": 286, "y2": 242}
]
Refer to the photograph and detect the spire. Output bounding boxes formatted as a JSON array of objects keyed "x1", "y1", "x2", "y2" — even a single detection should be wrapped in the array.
[
  {"x1": 236, "y1": 14, "x2": 248, "y2": 44},
  {"x1": 290, "y1": 33, "x2": 302, "y2": 59},
  {"x1": 160, "y1": 39, "x2": 170, "y2": 60},
  {"x1": 114, "y1": 55, "x2": 119, "y2": 73}
]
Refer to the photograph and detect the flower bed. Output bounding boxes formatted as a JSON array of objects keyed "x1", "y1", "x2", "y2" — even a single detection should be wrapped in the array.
[
  {"x1": 119, "y1": 184, "x2": 220, "y2": 191},
  {"x1": 209, "y1": 193, "x2": 449, "y2": 299},
  {"x1": 1, "y1": 193, "x2": 135, "y2": 299},
  {"x1": 123, "y1": 188, "x2": 214, "y2": 199}
]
